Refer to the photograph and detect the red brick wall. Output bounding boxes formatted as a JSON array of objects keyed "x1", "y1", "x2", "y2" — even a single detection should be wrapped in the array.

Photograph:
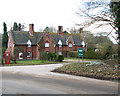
[
  {"x1": 36, "y1": 45, "x2": 39, "y2": 59},
  {"x1": 67, "y1": 36, "x2": 75, "y2": 51},
  {"x1": 62, "y1": 45, "x2": 67, "y2": 56},
  {"x1": 38, "y1": 32, "x2": 55, "y2": 54},
  {"x1": 14, "y1": 45, "x2": 26, "y2": 60},
  {"x1": 14, "y1": 45, "x2": 38, "y2": 60}
]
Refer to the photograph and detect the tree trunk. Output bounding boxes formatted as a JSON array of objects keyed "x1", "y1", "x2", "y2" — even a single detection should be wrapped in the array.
[{"x1": 118, "y1": 27, "x2": 120, "y2": 64}]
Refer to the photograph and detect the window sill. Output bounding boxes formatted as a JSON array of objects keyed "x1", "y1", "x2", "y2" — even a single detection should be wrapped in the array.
[{"x1": 27, "y1": 56, "x2": 32, "y2": 57}]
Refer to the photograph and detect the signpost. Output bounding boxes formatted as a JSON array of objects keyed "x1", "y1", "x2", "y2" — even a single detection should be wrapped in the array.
[{"x1": 78, "y1": 48, "x2": 83, "y2": 62}]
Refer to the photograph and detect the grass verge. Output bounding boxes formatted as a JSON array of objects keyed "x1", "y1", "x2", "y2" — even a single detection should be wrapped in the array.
[
  {"x1": 3, "y1": 60, "x2": 59, "y2": 66},
  {"x1": 64, "y1": 57, "x2": 100, "y2": 61},
  {"x1": 52, "y1": 59, "x2": 119, "y2": 81}
]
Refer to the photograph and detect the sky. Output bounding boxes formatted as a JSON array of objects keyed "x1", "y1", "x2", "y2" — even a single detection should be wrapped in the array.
[
  {"x1": 0, "y1": 0, "x2": 79, "y2": 32},
  {"x1": 0, "y1": 0, "x2": 118, "y2": 44}
]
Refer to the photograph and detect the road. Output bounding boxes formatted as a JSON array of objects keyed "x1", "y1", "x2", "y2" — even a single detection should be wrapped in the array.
[{"x1": 2, "y1": 72, "x2": 118, "y2": 94}]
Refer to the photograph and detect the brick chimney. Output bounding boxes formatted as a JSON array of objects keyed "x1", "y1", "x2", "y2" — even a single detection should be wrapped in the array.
[
  {"x1": 58, "y1": 26, "x2": 63, "y2": 36},
  {"x1": 29, "y1": 24, "x2": 34, "y2": 36}
]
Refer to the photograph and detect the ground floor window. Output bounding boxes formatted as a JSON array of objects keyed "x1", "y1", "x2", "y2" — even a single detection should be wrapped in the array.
[
  {"x1": 27, "y1": 52, "x2": 32, "y2": 57},
  {"x1": 58, "y1": 52, "x2": 62, "y2": 55},
  {"x1": 19, "y1": 52, "x2": 23, "y2": 60},
  {"x1": 46, "y1": 51, "x2": 49, "y2": 54}
]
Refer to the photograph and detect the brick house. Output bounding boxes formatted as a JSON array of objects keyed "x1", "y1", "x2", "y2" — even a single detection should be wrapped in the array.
[{"x1": 7, "y1": 24, "x2": 87, "y2": 60}]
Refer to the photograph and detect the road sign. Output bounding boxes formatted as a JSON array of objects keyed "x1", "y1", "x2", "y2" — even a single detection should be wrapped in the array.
[{"x1": 78, "y1": 48, "x2": 83, "y2": 57}]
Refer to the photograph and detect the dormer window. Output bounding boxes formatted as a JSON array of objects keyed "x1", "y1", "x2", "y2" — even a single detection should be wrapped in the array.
[
  {"x1": 81, "y1": 41, "x2": 85, "y2": 47},
  {"x1": 27, "y1": 40, "x2": 31, "y2": 47},
  {"x1": 69, "y1": 43, "x2": 72, "y2": 48},
  {"x1": 59, "y1": 44, "x2": 62, "y2": 48},
  {"x1": 45, "y1": 42, "x2": 49, "y2": 47},
  {"x1": 58, "y1": 40, "x2": 62, "y2": 48}
]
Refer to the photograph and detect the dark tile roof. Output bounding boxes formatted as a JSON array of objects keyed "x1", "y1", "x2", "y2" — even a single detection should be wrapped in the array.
[
  {"x1": 72, "y1": 35, "x2": 83, "y2": 45},
  {"x1": 50, "y1": 33, "x2": 83, "y2": 46},
  {"x1": 12, "y1": 31, "x2": 43, "y2": 45},
  {"x1": 12, "y1": 31, "x2": 83, "y2": 46},
  {"x1": 50, "y1": 33, "x2": 66, "y2": 45}
]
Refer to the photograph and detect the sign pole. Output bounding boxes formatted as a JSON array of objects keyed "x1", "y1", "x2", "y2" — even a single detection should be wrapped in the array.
[
  {"x1": 78, "y1": 48, "x2": 83, "y2": 63},
  {"x1": 79, "y1": 56, "x2": 80, "y2": 63}
]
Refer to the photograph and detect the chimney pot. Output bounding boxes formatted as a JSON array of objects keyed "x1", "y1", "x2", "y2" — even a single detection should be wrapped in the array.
[{"x1": 58, "y1": 26, "x2": 63, "y2": 36}]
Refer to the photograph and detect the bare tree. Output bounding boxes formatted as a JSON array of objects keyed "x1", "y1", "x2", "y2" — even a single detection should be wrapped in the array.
[{"x1": 76, "y1": 0, "x2": 118, "y2": 43}]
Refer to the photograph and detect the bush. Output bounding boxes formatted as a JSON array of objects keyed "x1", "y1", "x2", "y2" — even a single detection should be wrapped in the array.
[
  {"x1": 84, "y1": 50, "x2": 103, "y2": 59},
  {"x1": 39, "y1": 52, "x2": 64, "y2": 62},
  {"x1": 68, "y1": 51, "x2": 78, "y2": 58},
  {"x1": 39, "y1": 52, "x2": 57, "y2": 61},
  {"x1": 57, "y1": 55, "x2": 64, "y2": 62},
  {"x1": 39, "y1": 53, "x2": 48, "y2": 60}
]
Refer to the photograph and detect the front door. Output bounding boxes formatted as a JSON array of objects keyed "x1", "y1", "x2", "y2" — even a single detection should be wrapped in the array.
[{"x1": 19, "y1": 52, "x2": 23, "y2": 60}]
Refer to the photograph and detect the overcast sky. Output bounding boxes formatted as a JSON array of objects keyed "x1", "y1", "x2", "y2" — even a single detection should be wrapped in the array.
[
  {"x1": 0, "y1": 0, "x2": 80, "y2": 32},
  {"x1": 0, "y1": 0, "x2": 117, "y2": 44}
]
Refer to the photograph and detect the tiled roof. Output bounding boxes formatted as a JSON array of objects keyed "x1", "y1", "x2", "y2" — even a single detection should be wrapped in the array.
[
  {"x1": 12, "y1": 31, "x2": 83, "y2": 46},
  {"x1": 50, "y1": 33, "x2": 66, "y2": 45},
  {"x1": 50, "y1": 33, "x2": 83, "y2": 45},
  {"x1": 12, "y1": 31, "x2": 43, "y2": 45}
]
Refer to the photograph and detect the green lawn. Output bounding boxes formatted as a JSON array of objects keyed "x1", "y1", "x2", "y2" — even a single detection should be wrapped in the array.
[
  {"x1": 3, "y1": 59, "x2": 58, "y2": 66},
  {"x1": 64, "y1": 57, "x2": 100, "y2": 61},
  {"x1": 52, "y1": 60, "x2": 119, "y2": 81}
]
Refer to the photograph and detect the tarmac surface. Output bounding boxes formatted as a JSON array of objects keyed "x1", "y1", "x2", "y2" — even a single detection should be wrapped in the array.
[{"x1": 0, "y1": 61, "x2": 119, "y2": 94}]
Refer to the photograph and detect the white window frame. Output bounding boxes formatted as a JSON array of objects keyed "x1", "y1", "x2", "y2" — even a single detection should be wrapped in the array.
[
  {"x1": 58, "y1": 40, "x2": 62, "y2": 48},
  {"x1": 27, "y1": 52, "x2": 32, "y2": 57},
  {"x1": 58, "y1": 52, "x2": 62, "y2": 55},
  {"x1": 27, "y1": 40, "x2": 31, "y2": 47},
  {"x1": 45, "y1": 43, "x2": 49, "y2": 47},
  {"x1": 69, "y1": 43, "x2": 72, "y2": 48},
  {"x1": 19, "y1": 52, "x2": 23, "y2": 60},
  {"x1": 59, "y1": 44, "x2": 62, "y2": 48},
  {"x1": 46, "y1": 51, "x2": 49, "y2": 54},
  {"x1": 82, "y1": 41, "x2": 85, "y2": 47},
  {"x1": 28, "y1": 44, "x2": 31, "y2": 47}
]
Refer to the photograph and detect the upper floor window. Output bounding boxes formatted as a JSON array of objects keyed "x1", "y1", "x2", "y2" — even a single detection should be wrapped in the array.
[
  {"x1": 69, "y1": 43, "x2": 72, "y2": 48},
  {"x1": 10, "y1": 42, "x2": 12, "y2": 47},
  {"x1": 45, "y1": 43, "x2": 49, "y2": 47}
]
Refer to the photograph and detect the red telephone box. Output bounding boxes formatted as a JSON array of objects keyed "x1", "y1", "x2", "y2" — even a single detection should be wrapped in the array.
[{"x1": 5, "y1": 51, "x2": 10, "y2": 64}]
